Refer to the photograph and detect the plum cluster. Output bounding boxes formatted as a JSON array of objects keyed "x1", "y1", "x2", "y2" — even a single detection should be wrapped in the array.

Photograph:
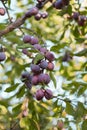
[
  {"x1": 0, "y1": 7, "x2": 5, "y2": 16},
  {"x1": 35, "y1": 89, "x2": 53, "y2": 100},
  {"x1": 71, "y1": 12, "x2": 87, "y2": 26},
  {"x1": 25, "y1": 6, "x2": 48, "y2": 21},
  {"x1": 53, "y1": 0, "x2": 69, "y2": 10},
  {"x1": 0, "y1": 51, "x2": 6, "y2": 62},
  {"x1": 21, "y1": 34, "x2": 55, "y2": 100}
]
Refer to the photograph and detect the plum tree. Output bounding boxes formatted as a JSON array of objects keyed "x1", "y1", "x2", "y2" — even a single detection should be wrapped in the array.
[{"x1": 0, "y1": 0, "x2": 87, "y2": 130}]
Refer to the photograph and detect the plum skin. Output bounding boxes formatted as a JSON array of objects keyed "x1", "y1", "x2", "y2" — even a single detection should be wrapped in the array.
[
  {"x1": 45, "y1": 51, "x2": 55, "y2": 61},
  {"x1": 47, "y1": 62, "x2": 54, "y2": 70},
  {"x1": 0, "y1": 52, "x2": 6, "y2": 62},
  {"x1": 44, "y1": 89, "x2": 53, "y2": 100},
  {"x1": 38, "y1": 73, "x2": 50, "y2": 84},
  {"x1": 39, "y1": 60, "x2": 48, "y2": 69},
  {"x1": 23, "y1": 35, "x2": 31, "y2": 43},
  {"x1": 32, "y1": 75, "x2": 39, "y2": 85},
  {"x1": 30, "y1": 64, "x2": 41, "y2": 74},
  {"x1": 35, "y1": 89, "x2": 44, "y2": 100}
]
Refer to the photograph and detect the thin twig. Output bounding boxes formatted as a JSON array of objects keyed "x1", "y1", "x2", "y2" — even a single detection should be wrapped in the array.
[{"x1": 1, "y1": 1, "x2": 12, "y2": 23}]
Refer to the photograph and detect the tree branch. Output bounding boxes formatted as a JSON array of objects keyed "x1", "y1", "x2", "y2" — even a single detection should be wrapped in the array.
[
  {"x1": 0, "y1": 16, "x2": 26, "y2": 38},
  {"x1": 0, "y1": 0, "x2": 50, "y2": 38}
]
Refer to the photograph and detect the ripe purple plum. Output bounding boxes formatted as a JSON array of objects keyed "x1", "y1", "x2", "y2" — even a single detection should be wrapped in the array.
[
  {"x1": 39, "y1": 60, "x2": 48, "y2": 69},
  {"x1": 41, "y1": 12, "x2": 48, "y2": 19},
  {"x1": 45, "y1": 51, "x2": 55, "y2": 61},
  {"x1": 25, "y1": 80, "x2": 32, "y2": 89},
  {"x1": 0, "y1": 8, "x2": 5, "y2": 16},
  {"x1": 44, "y1": 74, "x2": 50, "y2": 84},
  {"x1": 33, "y1": 44, "x2": 42, "y2": 50},
  {"x1": 34, "y1": 13, "x2": 42, "y2": 20},
  {"x1": 35, "y1": 89, "x2": 44, "y2": 100},
  {"x1": 38, "y1": 73, "x2": 45, "y2": 83},
  {"x1": 38, "y1": 73, "x2": 50, "y2": 84},
  {"x1": 72, "y1": 12, "x2": 79, "y2": 21},
  {"x1": 44, "y1": 89, "x2": 53, "y2": 100},
  {"x1": 54, "y1": 0, "x2": 64, "y2": 9},
  {"x1": 31, "y1": 37, "x2": 39, "y2": 45},
  {"x1": 32, "y1": 75, "x2": 39, "y2": 85},
  {"x1": 23, "y1": 35, "x2": 31, "y2": 43},
  {"x1": 0, "y1": 52, "x2": 6, "y2": 62},
  {"x1": 78, "y1": 16, "x2": 86, "y2": 26},
  {"x1": 47, "y1": 62, "x2": 54, "y2": 71},
  {"x1": 21, "y1": 71, "x2": 32, "y2": 81},
  {"x1": 22, "y1": 49, "x2": 28, "y2": 55},
  {"x1": 57, "y1": 121, "x2": 64, "y2": 129},
  {"x1": 40, "y1": 47, "x2": 47, "y2": 55},
  {"x1": 30, "y1": 64, "x2": 41, "y2": 74},
  {"x1": 25, "y1": 7, "x2": 39, "y2": 17}
]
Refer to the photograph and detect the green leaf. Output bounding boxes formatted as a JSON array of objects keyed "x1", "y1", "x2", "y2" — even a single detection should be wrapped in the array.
[
  {"x1": 74, "y1": 49, "x2": 87, "y2": 57},
  {"x1": 17, "y1": 44, "x2": 34, "y2": 49},
  {"x1": 12, "y1": 103, "x2": 22, "y2": 116},
  {"x1": 8, "y1": 0, "x2": 11, "y2": 7},
  {"x1": 75, "y1": 102, "x2": 87, "y2": 119},
  {"x1": 82, "y1": 120, "x2": 87, "y2": 130},
  {"x1": 33, "y1": 53, "x2": 44, "y2": 64},
  {"x1": 50, "y1": 72, "x2": 56, "y2": 88},
  {"x1": 16, "y1": 86, "x2": 25, "y2": 98},
  {"x1": 65, "y1": 102, "x2": 75, "y2": 116},
  {"x1": 5, "y1": 83, "x2": 19, "y2": 92}
]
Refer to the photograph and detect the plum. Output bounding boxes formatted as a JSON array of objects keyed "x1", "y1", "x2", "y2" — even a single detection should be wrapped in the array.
[
  {"x1": 41, "y1": 12, "x2": 48, "y2": 19},
  {"x1": 38, "y1": 73, "x2": 50, "y2": 84},
  {"x1": 40, "y1": 47, "x2": 47, "y2": 55},
  {"x1": 23, "y1": 35, "x2": 31, "y2": 43},
  {"x1": 72, "y1": 12, "x2": 79, "y2": 21},
  {"x1": 54, "y1": 0, "x2": 64, "y2": 9},
  {"x1": 45, "y1": 51, "x2": 55, "y2": 61},
  {"x1": 33, "y1": 44, "x2": 42, "y2": 50},
  {"x1": 31, "y1": 37, "x2": 39, "y2": 45},
  {"x1": 47, "y1": 62, "x2": 54, "y2": 70},
  {"x1": 21, "y1": 71, "x2": 32, "y2": 82},
  {"x1": 57, "y1": 121, "x2": 64, "y2": 129},
  {"x1": 25, "y1": 7, "x2": 39, "y2": 17},
  {"x1": 0, "y1": 8, "x2": 5, "y2": 16},
  {"x1": 35, "y1": 89, "x2": 44, "y2": 100},
  {"x1": 40, "y1": 60, "x2": 48, "y2": 69},
  {"x1": 0, "y1": 52, "x2": 6, "y2": 62},
  {"x1": 32, "y1": 75, "x2": 39, "y2": 85},
  {"x1": 44, "y1": 89, "x2": 53, "y2": 100},
  {"x1": 22, "y1": 49, "x2": 28, "y2": 55},
  {"x1": 25, "y1": 80, "x2": 32, "y2": 89},
  {"x1": 43, "y1": 74, "x2": 50, "y2": 84},
  {"x1": 34, "y1": 13, "x2": 42, "y2": 20},
  {"x1": 30, "y1": 64, "x2": 41, "y2": 74},
  {"x1": 78, "y1": 15, "x2": 86, "y2": 26}
]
